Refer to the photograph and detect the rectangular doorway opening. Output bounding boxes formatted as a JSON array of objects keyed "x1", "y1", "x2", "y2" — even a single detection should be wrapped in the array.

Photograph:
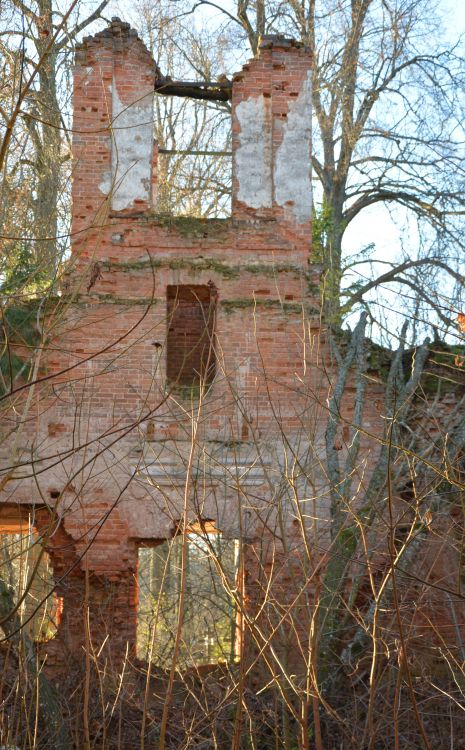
[
  {"x1": 137, "y1": 523, "x2": 240, "y2": 668},
  {"x1": 0, "y1": 518, "x2": 59, "y2": 642}
]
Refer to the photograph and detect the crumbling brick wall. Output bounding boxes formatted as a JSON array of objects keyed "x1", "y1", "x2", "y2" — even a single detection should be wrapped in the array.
[
  {"x1": 0, "y1": 18, "x2": 461, "y2": 679},
  {"x1": 0, "y1": 19, "x2": 330, "y2": 666}
]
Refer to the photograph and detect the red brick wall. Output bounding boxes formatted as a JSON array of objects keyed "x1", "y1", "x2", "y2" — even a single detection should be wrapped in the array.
[
  {"x1": 0, "y1": 23, "x2": 386, "y2": 669},
  {"x1": 5, "y1": 20, "x2": 459, "y2": 680},
  {"x1": 232, "y1": 36, "x2": 312, "y2": 249}
]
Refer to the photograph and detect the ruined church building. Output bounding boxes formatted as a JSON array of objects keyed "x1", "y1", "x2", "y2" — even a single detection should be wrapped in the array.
[{"x1": 0, "y1": 18, "x2": 460, "y2": 673}]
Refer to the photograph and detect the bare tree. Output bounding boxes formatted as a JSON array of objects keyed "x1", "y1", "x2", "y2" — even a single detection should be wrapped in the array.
[
  {"x1": 0, "y1": 0, "x2": 109, "y2": 279},
  {"x1": 0, "y1": 5, "x2": 464, "y2": 750},
  {"x1": 164, "y1": 0, "x2": 465, "y2": 332}
]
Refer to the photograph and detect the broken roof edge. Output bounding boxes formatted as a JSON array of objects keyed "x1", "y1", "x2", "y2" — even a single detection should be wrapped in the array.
[
  {"x1": 155, "y1": 35, "x2": 310, "y2": 102},
  {"x1": 76, "y1": 17, "x2": 231, "y2": 102},
  {"x1": 78, "y1": 16, "x2": 142, "y2": 47},
  {"x1": 76, "y1": 20, "x2": 309, "y2": 104},
  {"x1": 259, "y1": 34, "x2": 306, "y2": 50},
  {"x1": 76, "y1": 16, "x2": 161, "y2": 72}
]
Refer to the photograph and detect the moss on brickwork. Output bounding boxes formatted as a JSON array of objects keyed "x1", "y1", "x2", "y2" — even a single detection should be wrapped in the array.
[
  {"x1": 422, "y1": 345, "x2": 465, "y2": 393},
  {"x1": 364, "y1": 340, "x2": 465, "y2": 391},
  {"x1": 101, "y1": 257, "x2": 239, "y2": 279},
  {"x1": 220, "y1": 298, "x2": 306, "y2": 315},
  {"x1": 243, "y1": 262, "x2": 304, "y2": 278},
  {"x1": 100, "y1": 259, "x2": 155, "y2": 273},
  {"x1": 144, "y1": 213, "x2": 231, "y2": 239},
  {"x1": 101, "y1": 256, "x2": 315, "y2": 282},
  {"x1": 365, "y1": 343, "x2": 392, "y2": 381},
  {"x1": 73, "y1": 294, "x2": 158, "y2": 306},
  {"x1": 165, "y1": 258, "x2": 239, "y2": 279}
]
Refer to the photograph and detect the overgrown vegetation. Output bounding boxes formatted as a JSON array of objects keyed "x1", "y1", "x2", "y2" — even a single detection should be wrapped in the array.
[{"x1": 0, "y1": 1, "x2": 465, "y2": 749}]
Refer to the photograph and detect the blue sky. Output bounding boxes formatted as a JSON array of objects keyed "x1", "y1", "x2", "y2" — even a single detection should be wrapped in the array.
[{"x1": 97, "y1": 0, "x2": 465, "y2": 340}]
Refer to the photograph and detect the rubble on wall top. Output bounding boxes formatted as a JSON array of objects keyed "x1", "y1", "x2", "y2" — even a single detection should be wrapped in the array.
[
  {"x1": 107, "y1": 16, "x2": 139, "y2": 36},
  {"x1": 77, "y1": 16, "x2": 148, "y2": 51},
  {"x1": 259, "y1": 34, "x2": 304, "y2": 50}
]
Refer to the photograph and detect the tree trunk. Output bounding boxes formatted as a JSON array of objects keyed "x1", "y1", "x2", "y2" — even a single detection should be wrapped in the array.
[
  {"x1": 322, "y1": 187, "x2": 346, "y2": 325},
  {"x1": 34, "y1": 0, "x2": 61, "y2": 278}
]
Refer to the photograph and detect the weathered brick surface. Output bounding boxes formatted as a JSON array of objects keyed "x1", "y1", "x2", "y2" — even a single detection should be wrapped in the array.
[{"x1": 0, "y1": 19, "x2": 461, "y2": 676}]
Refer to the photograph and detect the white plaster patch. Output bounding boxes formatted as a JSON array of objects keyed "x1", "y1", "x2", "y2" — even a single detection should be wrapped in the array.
[
  {"x1": 109, "y1": 78, "x2": 154, "y2": 211},
  {"x1": 83, "y1": 67, "x2": 93, "y2": 87},
  {"x1": 99, "y1": 170, "x2": 112, "y2": 196},
  {"x1": 235, "y1": 96, "x2": 272, "y2": 209},
  {"x1": 274, "y1": 71, "x2": 312, "y2": 223}
]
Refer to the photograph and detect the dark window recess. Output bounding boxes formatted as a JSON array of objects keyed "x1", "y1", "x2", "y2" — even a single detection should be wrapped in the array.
[{"x1": 167, "y1": 284, "x2": 217, "y2": 387}]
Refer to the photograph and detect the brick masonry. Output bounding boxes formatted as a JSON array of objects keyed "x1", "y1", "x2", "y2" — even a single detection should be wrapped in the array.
[{"x1": 0, "y1": 18, "x2": 462, "y2": 676}]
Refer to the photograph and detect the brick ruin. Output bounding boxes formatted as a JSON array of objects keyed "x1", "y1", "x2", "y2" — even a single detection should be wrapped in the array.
[{"x1": 0, "y1": 18, "x2": 463, "y2": 681}]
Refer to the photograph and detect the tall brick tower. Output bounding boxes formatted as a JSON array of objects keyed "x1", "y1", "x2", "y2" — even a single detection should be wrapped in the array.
[
  {"x1": 1, "y1": 23, "x2": 463, "y2": 742},
  {"x1": 2, "y1": 19, "x2": 319, "y2": 669}
]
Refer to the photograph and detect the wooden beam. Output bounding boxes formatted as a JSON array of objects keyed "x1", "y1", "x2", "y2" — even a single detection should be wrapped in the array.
[{"x1": 154, "y1": 77, "x2": 232, "y2": 102}]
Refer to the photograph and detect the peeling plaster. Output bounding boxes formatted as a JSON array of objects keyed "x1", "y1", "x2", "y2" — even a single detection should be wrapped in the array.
[
  {"x1": 99, "y1": 170, "x2": 112, "y2": 196},
  {"x1": 274, "y1": 71, "x2": 312, "y2": 223},
  {"x1": 104, "y1": 78, "x2": 153, "y2": 211},
  {"x1": 83, "y1": 67, "x2": 93, "y2": 87},
  {"x1": 235, "y1": 96, "x2": 272, "y2": 209}
]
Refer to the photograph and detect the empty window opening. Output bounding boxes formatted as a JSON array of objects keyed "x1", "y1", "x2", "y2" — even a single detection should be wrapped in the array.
[
  {"x1": 167, "y1": 284, "x2": 217, "y2": 389},
  {"x1": 0, "y1": 521, "x2": 59, "y2": 642},
  {"x1": 154, "y1": 94, "x2": 232, "y2": 218},
  {"x1": 157, "y1": 150, "x2": 232, "y2": 218},
  {"x1": 137, "y1": 522, "x2": 240, "y2": 667}
]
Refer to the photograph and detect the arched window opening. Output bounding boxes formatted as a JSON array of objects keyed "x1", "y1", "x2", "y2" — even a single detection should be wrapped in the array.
[{"x1": 137, "y1": 522, "x2": 241, "y2": 667}]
